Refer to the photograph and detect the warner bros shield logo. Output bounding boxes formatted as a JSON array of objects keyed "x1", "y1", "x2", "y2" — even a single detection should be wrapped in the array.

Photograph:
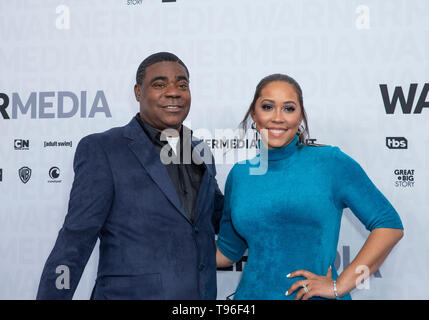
[{"x1": 19, "y1": 167, "x2": 32, "y2": 184}]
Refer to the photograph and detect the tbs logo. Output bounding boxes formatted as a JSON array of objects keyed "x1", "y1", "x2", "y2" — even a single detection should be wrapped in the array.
[{"x1": 386, "y1": 137, "x2": 407, "y2": 149}]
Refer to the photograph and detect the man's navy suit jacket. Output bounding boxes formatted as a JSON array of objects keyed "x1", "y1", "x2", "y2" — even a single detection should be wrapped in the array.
[{"x1": 36, "y1": 117, "x2": 224, "y2": 299}]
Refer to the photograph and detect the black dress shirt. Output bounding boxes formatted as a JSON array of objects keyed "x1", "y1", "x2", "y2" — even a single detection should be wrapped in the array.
[{"x1": 135, "y1": 113, "x2": 205, "y2": 223}]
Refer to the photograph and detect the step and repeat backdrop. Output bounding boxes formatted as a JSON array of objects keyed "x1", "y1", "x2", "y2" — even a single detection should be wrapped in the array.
[{"x1": 1, "y1": 0, "x2": 428, "y2": 299}]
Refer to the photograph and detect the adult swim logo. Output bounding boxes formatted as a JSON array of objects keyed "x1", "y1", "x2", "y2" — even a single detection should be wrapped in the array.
[
  {"x1": 0, "y1": 91, "x2": 111, "y2": 119},
  {"x1": 380, "y1": 83, "x2": 429, "y2": 114},
  {"x1": 386, "y1": 137, "x2": 407, "y2": 149},
  {"x1": 394, "y1": 169, "x2": 415, "y2": 188},
  {"x1": 44, "y1": 140, "x2": 73, "y2": 148}
]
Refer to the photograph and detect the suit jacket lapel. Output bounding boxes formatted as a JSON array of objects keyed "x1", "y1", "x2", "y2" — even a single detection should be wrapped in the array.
[{"x1": 124, "y1": 118, "x2": 190, "y2": 223}]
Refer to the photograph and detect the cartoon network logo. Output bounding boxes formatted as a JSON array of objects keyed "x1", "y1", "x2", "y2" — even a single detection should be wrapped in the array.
[{"x1": 0, "y1": 91, "x2": 111, "y2": 119}]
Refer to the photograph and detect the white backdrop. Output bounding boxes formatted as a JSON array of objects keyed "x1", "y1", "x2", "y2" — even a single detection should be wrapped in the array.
[{"x1": 0, "y1": 0, "x2": 428, "y2": 299}]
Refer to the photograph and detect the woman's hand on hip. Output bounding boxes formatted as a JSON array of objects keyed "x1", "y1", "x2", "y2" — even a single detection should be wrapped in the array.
[{"x1": 285, "y1": 267, "x2": 336, "y2": 300}]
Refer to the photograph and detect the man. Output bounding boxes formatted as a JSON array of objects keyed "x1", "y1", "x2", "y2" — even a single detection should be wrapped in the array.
[{"x1": 37, "y1": 52, "x2": 224, "y2": 299}]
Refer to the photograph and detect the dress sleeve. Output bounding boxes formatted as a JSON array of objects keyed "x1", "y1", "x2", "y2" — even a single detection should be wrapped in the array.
[
  {"x1": 216, "y1": 166, "x2": 248, "y2": 262},
  {"x1": 332, "y1": 147, "x2": 403, "y2": 231}
]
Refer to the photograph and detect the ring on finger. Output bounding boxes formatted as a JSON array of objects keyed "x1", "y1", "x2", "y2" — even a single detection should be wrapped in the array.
[{"x1": 302, "y1": 283, "x2": 309, "y2": 294}]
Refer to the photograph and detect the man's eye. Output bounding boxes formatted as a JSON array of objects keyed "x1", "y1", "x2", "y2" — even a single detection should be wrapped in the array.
[
  {"x1": 152, "y1": 82, "x2": 165, "y2": 88},
  {"x1": 261, "y1": 104, "x2": 273, "y2": 110},
  {"x1": 178, "y1": 83, "x2": 189, "y2": 89}
]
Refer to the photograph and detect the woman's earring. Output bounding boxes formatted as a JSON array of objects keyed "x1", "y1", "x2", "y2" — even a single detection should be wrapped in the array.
[
  {"x1": 297, "y1": 125, "x2": 305, "y2": 145},
  {"x1": 251, "y1": 122, "x2": 260, "y2": 143},
  {"x1": 297, "y1": 125, "x2": 304, "y2": 136}
]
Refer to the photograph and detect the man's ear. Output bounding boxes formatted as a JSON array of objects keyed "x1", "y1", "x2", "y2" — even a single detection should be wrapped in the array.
[{"x1": 134, "y1": 84, "x2": 140, "y2": 102}]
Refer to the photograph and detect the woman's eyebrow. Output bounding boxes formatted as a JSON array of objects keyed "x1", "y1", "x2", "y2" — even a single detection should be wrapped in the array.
[{"x1": 260, "y1": 98, "x2": 297, "y2": 105}]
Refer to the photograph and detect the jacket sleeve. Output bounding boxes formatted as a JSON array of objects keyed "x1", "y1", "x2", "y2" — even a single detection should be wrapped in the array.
[
  {"x1": 211, "y1": 158, "x2": 224, "y2": 235},
  {"x1": 36, "y1": 135, "x2": 114, "y2": 299},
  {"x1": 216, "y1": 166, "x2": 248, "y2": 262},
  {"x1": 332, "y1": 147, "x2": 403, "y2": 232}
]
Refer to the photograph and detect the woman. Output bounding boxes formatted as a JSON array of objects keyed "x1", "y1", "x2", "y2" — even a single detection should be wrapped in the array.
[{"x1": 216, "y1": 74, "x2": 404, "y2": 300}]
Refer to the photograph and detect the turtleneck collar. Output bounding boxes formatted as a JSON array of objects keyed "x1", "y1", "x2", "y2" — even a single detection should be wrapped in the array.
[{"x1": 258, "y1": 135, "x2": 300, "y2": 161}]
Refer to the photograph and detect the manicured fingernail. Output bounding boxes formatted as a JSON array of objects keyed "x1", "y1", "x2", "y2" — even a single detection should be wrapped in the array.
[
  {"x1": 285, "y1": 291, "x2": 289, "y2": 296},
  {"x1": 286, "y1": 273, "x2": 291, "y2": 278}
]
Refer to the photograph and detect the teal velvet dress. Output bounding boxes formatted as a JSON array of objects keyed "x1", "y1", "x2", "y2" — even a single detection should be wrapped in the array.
[{"x1": 216, "y1": 135, "x2": 403, "y2": 300}]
